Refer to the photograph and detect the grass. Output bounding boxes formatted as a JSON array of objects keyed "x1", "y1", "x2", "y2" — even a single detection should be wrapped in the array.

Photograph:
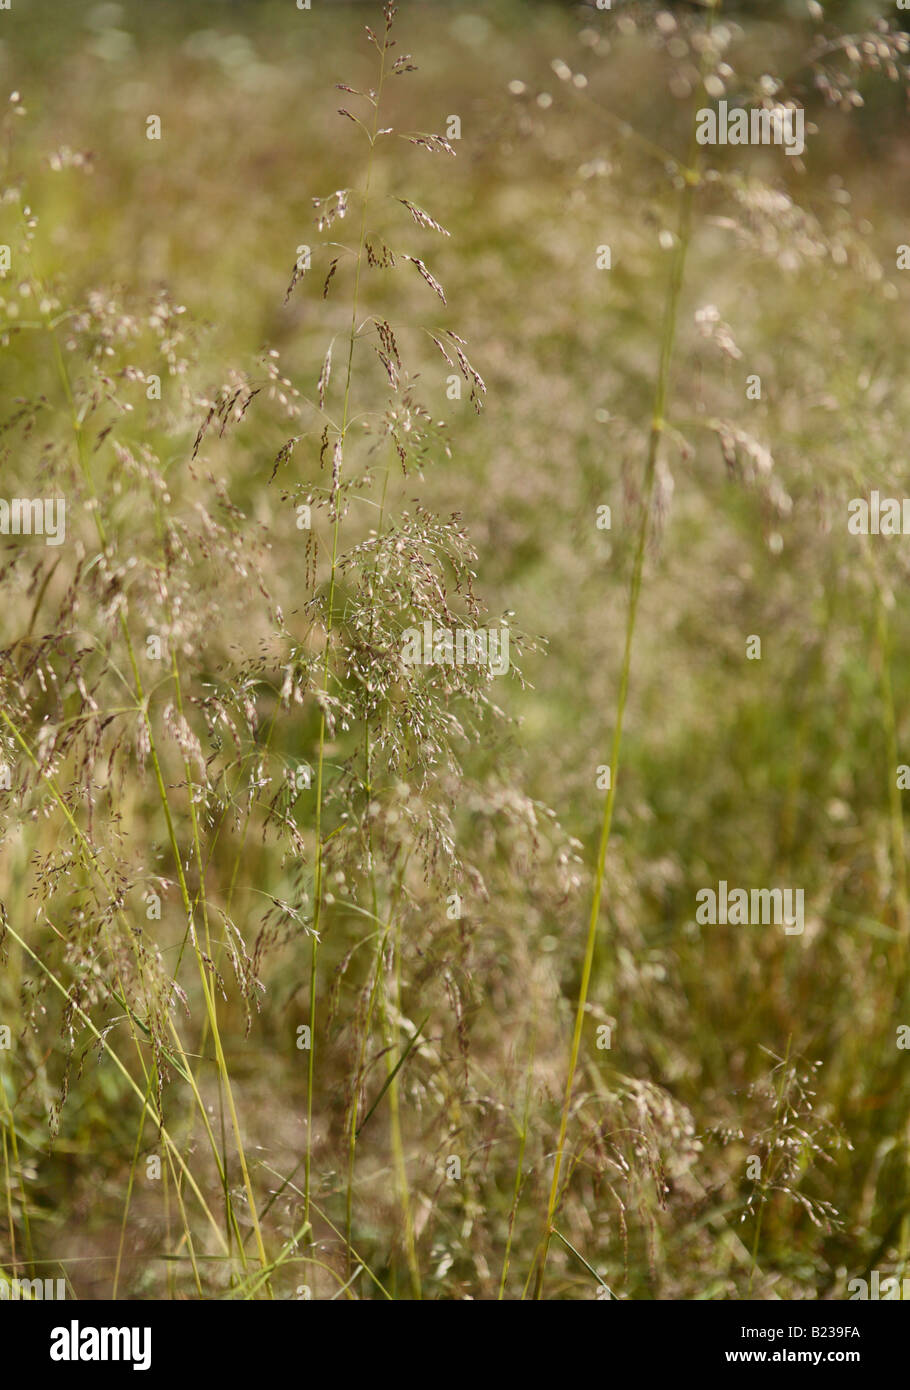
[{"x1": 2, "y1": 0, "x2": 910, "y2": 1300}]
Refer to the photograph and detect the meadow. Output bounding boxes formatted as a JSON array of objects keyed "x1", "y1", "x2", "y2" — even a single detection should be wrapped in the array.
[{"x1": 2, "y1": 0, "x2": 910, "y2": 1301}]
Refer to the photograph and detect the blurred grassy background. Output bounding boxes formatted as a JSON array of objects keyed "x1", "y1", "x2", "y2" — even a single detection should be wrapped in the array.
[{"x1": 3, "y1": 0, "x2": 910, "y2": 1298}]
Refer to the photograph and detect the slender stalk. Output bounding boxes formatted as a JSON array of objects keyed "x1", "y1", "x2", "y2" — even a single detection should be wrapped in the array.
[
  {"x1": 344, "y1": 459, "x2": 402, "y2": 1272},
  {"x1": 23, "y1": 235, "x2": 262, "y2": 1275},
  {"x1": 748, "y1": 1035, "x2": 791, "y2": 1294},
  {"x1": 0, "y1": 706, "x2": 229, "y2": 1280},
  {"x1": 533, "y1": 5, "x2": 717, "y2": 1297},
  {"x1": 0, "y1": 1059, "x2": 35, "y2": 1278},
  {"x1": 498, "y1": 1041, "x2": 535, "y2": 1299},
  {"x1": 380, "y1": 920, "x2": 422, "y2": 1298},
  {"x1": 3, "y1": 920, "x2": 228, "y2": 1257},
  {"x1": 304, "y1": 13, "x2": 391, "y2": 1226}
]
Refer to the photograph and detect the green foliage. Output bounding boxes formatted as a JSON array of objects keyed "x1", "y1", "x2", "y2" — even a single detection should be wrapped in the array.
[{"x1": 1, "y1": 0, "x2": 910, "y2": 1301}]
